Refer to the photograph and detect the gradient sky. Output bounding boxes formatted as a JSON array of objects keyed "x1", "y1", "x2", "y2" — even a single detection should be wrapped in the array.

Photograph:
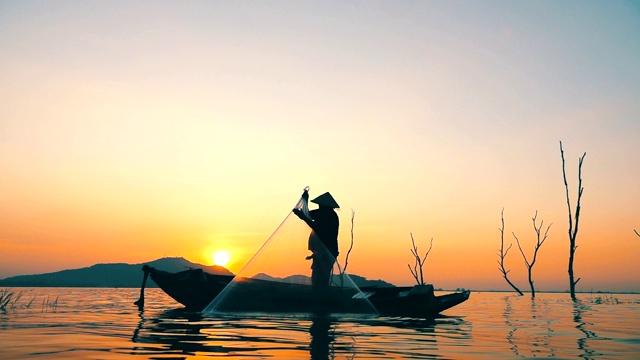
[{"x1": 1, "y1": 1, "x2": 639, "y2": 292}]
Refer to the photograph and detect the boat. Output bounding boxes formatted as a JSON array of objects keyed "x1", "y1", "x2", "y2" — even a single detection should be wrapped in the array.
[
  {"x1": 359, "y1": 284, "x2": 470, "y2": 318},
  {"x1": 134, "y1": 265, "x2": 470, "y2": 317}
]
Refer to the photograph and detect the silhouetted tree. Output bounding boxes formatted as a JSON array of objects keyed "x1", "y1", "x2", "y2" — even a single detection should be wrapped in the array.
[
  {"x1": 339, "y1": 209, "x2": 356, "y2": 287},
  {"x1": 497, "y1": 209, "x2": 524, "y2": 295},
  {"x1": 408, "y1": 233, "x2": 433, "y2": 286},
  {"x1": 560, "y1": 141, "x2": 586, "y2": 300},
  {"x1": 513, "y1": 211, "x2": 552, "y2": 298}
]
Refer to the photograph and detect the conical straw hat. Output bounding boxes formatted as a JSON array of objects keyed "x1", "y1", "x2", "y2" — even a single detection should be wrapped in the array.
[{"x1": 311, "y1": 192, "x2": 340, "y2": 208}]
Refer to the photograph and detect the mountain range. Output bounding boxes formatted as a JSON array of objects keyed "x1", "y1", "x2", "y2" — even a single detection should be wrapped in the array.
[
  {"x1": 0, "y1": 257, "x2": 231, "y2": 288},
  {"x1": 0, "y1": 257, "x2": 394, "y2": 288}
]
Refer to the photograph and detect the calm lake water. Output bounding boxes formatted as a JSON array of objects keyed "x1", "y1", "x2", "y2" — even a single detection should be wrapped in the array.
[{"x1": 0, "y1": 288, "x2": 638, "y2": 359}]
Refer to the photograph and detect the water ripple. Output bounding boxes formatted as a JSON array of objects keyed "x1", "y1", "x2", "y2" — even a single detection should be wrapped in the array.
[{"x1": 1, "y1": 288, "x2": 639, "y2": 359}]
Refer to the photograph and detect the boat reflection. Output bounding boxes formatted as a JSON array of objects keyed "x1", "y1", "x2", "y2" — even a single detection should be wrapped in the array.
[
  {"x1": 131, "y1": 309, "x2": 216, "y2": 356},
  {"x1": 132, "y1": 308, "x2": 340, "y2": 358},
  {"x1": 131, "y1": 308, "x2": 459, "y2": 359}
]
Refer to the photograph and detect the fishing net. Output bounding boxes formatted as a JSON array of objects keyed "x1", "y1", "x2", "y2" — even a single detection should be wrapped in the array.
[{"x1": 203, "y1": 187, "x2": 378, "y2": 316}]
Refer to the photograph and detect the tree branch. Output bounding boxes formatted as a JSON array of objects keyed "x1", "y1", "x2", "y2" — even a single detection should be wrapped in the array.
[
  {"x1": 343, "y1": 209, "x2": 355, "y2": 274},
  {"x1": 513, "y1": 231, "x2": 530, "y2": 268},
  {"x1": 407, "y1": 233, "x2": 433, "y2": 286},
  {"x1": 560, "y1": 141, "x2": 573, "y2": 241},
  {"x1": 530, "y1": 211, "x2": 552, "y2": 268},
  {"x1": 497, "y1": 208, "x2": 524, "y2": 296},
  {"x1": 561, "y1": 140, "x2": 586, "y2": 300},
  {"x1": 512, "y1": 210, "x2": 552, "y2": 298}
]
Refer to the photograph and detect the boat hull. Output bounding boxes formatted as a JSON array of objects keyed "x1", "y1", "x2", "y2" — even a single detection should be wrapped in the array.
[
  {"x1": 146, "y1": 265, "x2": 232, "y2": 311},
  {"x1": 141, "y1": 266, "x2": 470, "y2": 317}
]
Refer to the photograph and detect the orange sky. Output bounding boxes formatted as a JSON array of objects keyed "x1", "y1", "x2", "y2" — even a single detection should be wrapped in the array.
[{"x1": 1, "y1": 2, "x2": 639, "y2": 292}]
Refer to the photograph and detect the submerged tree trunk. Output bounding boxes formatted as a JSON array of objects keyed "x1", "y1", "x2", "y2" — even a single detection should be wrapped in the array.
[
  {"x1": 560, "y1": 141, "x2": 586, "y2": 301},
  {"x1": 497, "y1": 209, "x2": 524, "y2": 296}
]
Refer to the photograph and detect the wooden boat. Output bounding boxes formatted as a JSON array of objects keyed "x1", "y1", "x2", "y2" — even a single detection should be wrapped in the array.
[
  {"x1": 360, "y1": 284, "x2": 470, "y2": 318},
  {"x1": 134, "y1": 265, "x2": 470, "y2": 317},
  {"x1": 134, "y1": 265, "x2": 231, "y2": 311}
]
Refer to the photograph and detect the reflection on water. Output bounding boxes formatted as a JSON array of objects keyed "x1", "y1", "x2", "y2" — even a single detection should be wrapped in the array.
[
  {"x1": 476, "y1": 291, "x2": 640, "y2": 360},
  {"x1": 501, "y1": 296, "x2": 557, "y2": 358},
  {"x1": 131, "y1": 307, "x2": 338, "y2": 358},
  {"x1": 502, "y1": 295, "x2": 520, "y2": 357},
  {"x1": 130, "y1": 307, "x2": 460, "y2": 359},
  {"x1": 309, "y1": 315, "x2": 334, "y2": 359},
  {"x1": 132, "y1": 309, "x2": 309, "y2": 357},
  {"x1": 132, "y1": 309, "x2": 212, "y2": 356},
  {"x1": 1, "y1": 288, "x2": 639, "y2": 359},
  {"x1": 530, "y1": 297, "x2": 556, "y2": 357},
  {"x1": 573, "y1": 300, "x2": 601, "y2": 359}
]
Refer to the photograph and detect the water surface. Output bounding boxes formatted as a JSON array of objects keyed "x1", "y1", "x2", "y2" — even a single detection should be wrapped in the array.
[{"x1": 1, "y1": 288, "x2": 638, "y2": 359}]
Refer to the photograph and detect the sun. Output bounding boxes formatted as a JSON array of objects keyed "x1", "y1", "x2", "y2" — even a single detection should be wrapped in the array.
[{"x1": 212, "y1": 251, "x2": 231, "y2": 267}]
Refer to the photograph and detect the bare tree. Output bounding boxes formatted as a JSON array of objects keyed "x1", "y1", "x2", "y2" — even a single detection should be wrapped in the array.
[
  {"x1": 338, "y1": 209, "x2": 356, "y2": 287},
  {"x1": 497, "y1": 209, "x2": 524, "y2": 295},
  {"x1": 634, "y1": 229, "x2": 640, "y2": 238},
  {"x1": 513, "y1": 211, "x2": 552, "y2": 298},
  {"x1": 408, "y1": 233, "x2": 433, "y2": 286},
  {"x1": 342, "y1": 209, "x2": 356, "y2": 274},
  {"x1": 560, "y1": 140, "x2": 586, "y2": 300}
]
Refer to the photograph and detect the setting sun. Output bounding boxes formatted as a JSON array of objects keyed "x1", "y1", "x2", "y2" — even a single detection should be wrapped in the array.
[{"x1": 212, "y1": 251, "x2": 231, "y2": 267}]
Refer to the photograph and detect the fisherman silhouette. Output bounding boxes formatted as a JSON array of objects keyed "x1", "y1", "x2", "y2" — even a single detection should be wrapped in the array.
[{"x1": 293, "y1": 189, "x2": 340, "y2": 290}]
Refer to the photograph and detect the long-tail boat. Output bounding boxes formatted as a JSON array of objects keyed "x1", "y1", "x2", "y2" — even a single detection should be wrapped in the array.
[{"x1": 134, "y1": 265, "x2": 470, "y2": 318}]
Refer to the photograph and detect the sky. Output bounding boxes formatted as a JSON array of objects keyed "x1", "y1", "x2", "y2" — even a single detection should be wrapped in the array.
[{"x1": 1, "y1": 1, "x2": 639, "y2": 292}]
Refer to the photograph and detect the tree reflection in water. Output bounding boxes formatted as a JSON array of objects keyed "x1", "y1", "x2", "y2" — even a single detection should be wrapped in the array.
[
  {"x1": 502, "y1": 295, "x2": 522, "y2": 357},
  {"x1": 573, "y1": 300, "x2": 600, "y2": 359},
  {"x1": 501, "y1": 295, "x2": 557, "y2": 358}
]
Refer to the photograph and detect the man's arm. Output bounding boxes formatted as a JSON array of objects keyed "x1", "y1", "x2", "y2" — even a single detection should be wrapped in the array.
[{"x1": 293, "y1": 208, "x2": 315, "y2": 229}]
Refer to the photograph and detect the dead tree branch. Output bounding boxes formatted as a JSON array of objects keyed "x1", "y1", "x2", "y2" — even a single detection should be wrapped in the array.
[
  {"x1": 560, "y1": 140, "x2": 586, "y2": 300},
  {"x1": 407, "y1": 233, "x2": 433, "y2": 286},
  {"x1": 497, "y1": 208, "x2": 524, "y2": 295},
  {"x1": 343, "y1": 209, "x2": 355, "y2": 274},
  {"x1": 634, "y1": 229, "x2": 640, "y2": 238},
  {"x1": 513, "y1": 211, "x2": 552, "y2": 298},
  {"x1": 338, "y1": 209, "x2": 356, "y2": 288}
]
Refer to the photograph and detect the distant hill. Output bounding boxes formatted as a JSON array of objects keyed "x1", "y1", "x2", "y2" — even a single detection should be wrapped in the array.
[
  {"x1": 0, "y1": 257, "x2": 232, "y2": 288},
  {"x1": 349, "y1": 274, "x2": 395, "y2": 288},
  {"x1": 0, "y1": 257, "x2": 395, "y2": 288},
  {"x1": 254, "y1": 272, "x2": 395, "y2": 288}
]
